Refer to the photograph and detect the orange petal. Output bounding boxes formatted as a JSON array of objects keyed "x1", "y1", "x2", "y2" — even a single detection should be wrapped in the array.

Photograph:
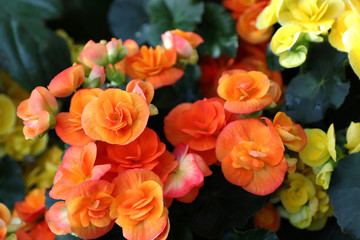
[
  {"x1": 46, "y1": 202, "x2": 71, "y2": 235},
  {"x1": 224, "y1": 94, "x2": 273, "y2": 114},
  {"x1": 243, "y1": 156, "x2": 288, "y2": 196},
  {"x1": 48, "y1": 65, "x2": 85, "y2": 98},
  {"x1": 221, "y1": 155, "x2": 254, "y2": 186},
  {"x1": 122, "y1": 208, "x2": 169, "y2": 240},
  {"x1": 146, "y1": 67, "x2": 184, "y2": 89}
]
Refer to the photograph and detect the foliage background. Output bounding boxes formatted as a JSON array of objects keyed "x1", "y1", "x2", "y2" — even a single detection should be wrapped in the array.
[{"x1": 0, "y1": 0, "x2": 359, "y2": 239}]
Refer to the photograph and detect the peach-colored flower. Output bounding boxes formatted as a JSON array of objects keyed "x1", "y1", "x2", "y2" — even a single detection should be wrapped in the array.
[
  {"x1": 216, "y1": 118, "x2": 287, "y2": 195},
  {"x1": 49, "y1": 142, "x2": 111, "y2": 200},
  {"x1": 162, "y1": 29, "x2": 203, "y2": 59},
  {"x1": 110, "y1": 169, "x2": 169, "y2": 240},
  {"x1": 217, "y1": 70, "x2": 273, "y2": 114},
  {"x1": 164, "y1": 97, "x2": 235, "y2": 151},
  {"x1": 126, "y1": 79, "x2": 155, "y2": 104},
  {"x1": 17, "y1": 87, "x2": 58, "y2": 139},
  {"x1": 254, "y1": 203, "x2": 280, "y2": 232},
  {"x1": 0, "y1": 203, "x2": 11, "y2": 240},
  {"x1": 236, "y1": 6, "x2": 274, "y2": 44},
  {"x1": 273, "y1": 112, "x2": 307, "y2": 152},
  {"x1": 55, "y1": 88, "x2": 102, "y2": 146},
  {"x1": 47, "y1": 64, "x2": 85, "y2": 98},
  {"x1": 126, "y1": 45, "x2": 184, "y2": 89},
  {"x1": 78, "y1": 40, "x2": 108, "y2": 68},
  {"x1": 81, "y1": 88, "x2": 150, "y2": 145},
  {"x1": 163, "y1": 144, "x2": 211, "y2": 203}
]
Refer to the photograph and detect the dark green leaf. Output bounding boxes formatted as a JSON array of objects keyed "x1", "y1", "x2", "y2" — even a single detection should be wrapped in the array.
[
  {"x1": 220, "y1": 228, "x2": 279, "y2": 240},
  {"x1": 108, "y1": 0, "x2": 150, "y2": 44},
  {"x1": 0, "y1": 0, "x2": 71, "y2": 92},
  {"x1": 283, "y1": 42, "x2": 349, "y2": 123},
  {"x1": 266, "y1": 46, "x2": 285, "y2": 72},
  {"x1": 55, "y1": 235, "x2": 82, "y2": 240},
  {"x1": 196, "y1": 3, "x2": 238, "y2": 58},
  {"x1": 147, "y1": 0, "x2": 204, "y2": 46},
  {"x1": 0, "y1": 156, "x2": 25, "y2": 210},
  {"x1": 184, "y1": 166, "x2": 268, "y2": 238},
  {"x1": 174, "y1": 65, "x2": 202, "y2": 103},
  {"x1": 328, "y1": 153, "x2": 360, "y2": 239}
]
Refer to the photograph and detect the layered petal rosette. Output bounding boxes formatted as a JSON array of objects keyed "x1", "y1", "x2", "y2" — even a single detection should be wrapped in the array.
[
  {"x1": 217, "y1": 70, "x2": 273, "y2": 114},
  {"x1": 81, "y1": 88, "x2": 150, "y2": 145},
  {"x1": 216, "y1": 118, "x2": 287, "y2": 195},
  {"x1": 125, "y1": 45, "x2": 184, "y2": 89},
  {"x1": 110, "y1": 169, "x2": 169, "y2": 240}
]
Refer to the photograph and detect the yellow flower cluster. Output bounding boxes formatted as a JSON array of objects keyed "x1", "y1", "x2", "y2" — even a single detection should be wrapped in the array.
[
  {"x1": 0, "y1": 70, "x2": 49, "y2": 161},
  {"x1": 278, "y1": 168, "x2": 333, "y2": 230},
  {"x1": 257, "y1": 0, "x2": 346, "y2": 68}
]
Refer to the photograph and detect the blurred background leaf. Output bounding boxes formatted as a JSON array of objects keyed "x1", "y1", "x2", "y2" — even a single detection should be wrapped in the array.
[
  {"x1": 0, "y1": 156, "x2": 25, "y2": 210},
  {"x1": 196, "y1": 3, "x2": 238, "y2": 58},
  {"x1": 0, "y1": 0, "x2": 71, "y2": 92}
]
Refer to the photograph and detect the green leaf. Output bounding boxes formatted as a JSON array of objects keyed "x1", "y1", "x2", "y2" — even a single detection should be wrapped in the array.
[
  {"x1": 220, "y1": 229, "x2": 279, "y2": 240},
  {"x1": 283, "y1": 42, "x2": 350, "y2": 123},
  {"x1": 174, "y1": 65, "x2": 202, "y2": 103},
  {"x1": 108, "y1": 0, "x2": 150, "y2": 44},
  {"x1": 184, "y1": 166, "x2": 268, "y2": 238},
  {"x1": 0, "y1": 156, "x2": 25, "y2": 210},
  {"x1": 266, "y1": 46, "x2": 285, "y2": 72},
  {"x1": 328, "y1": 153, "x2": 360, "y2": 239},
  {"x1": 0, "y1": 0, "x2": 71, "y2": 92},
  {"x1": 196, "y1": 3, "x2": 238, "y2": 58},
  {"x1": 147, "y1": 0, "x2": 204, "y2": 46}
]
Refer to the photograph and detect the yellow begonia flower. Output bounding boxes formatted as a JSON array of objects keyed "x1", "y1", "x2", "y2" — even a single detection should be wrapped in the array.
[
  {"x1": 299, "y1": 129, "x2": 330, "y2": 167},
  {"x1": 289, "y1": 205, "x2": 312, "y2": 229},
  {"x1": 327, "y1": 124, "x2": 336, "y2": 161},
  {"x1": 343, "y1": 23, "x2": 360, "y2": 78},
  {"x1": 345, "y1": 121, "x2": 360, "y2": 153},
  {"x1": 4, "y1": 126, "x2": 48, "y2": 161},
  {"x1": 0, "y1": 94, "x2": 16, "y2": 135},
  {"x1": 270, "y1": 25, "x2": 302, "y2": 55},
  {"x1": 280, "y1": 173, "x2": 316, "y2": 213},
  {"x1": 256, "y1": 0, "x2": 282, "y2": 30},
  {"x1": 279, "y1": 45, "x2": 308, "y2": 68},
  {"x1": 313, "y1": 160, "x2": 335, "y2": 190},
  {"x1": 329, "y1": 10, "x2": 360, "y2": 52},
  {"x1": 278, "y1": 0, "x2": 345, "y2": 34},
  {"x1": 349, "y1": 0, "x2": 360, "y2": 17}
]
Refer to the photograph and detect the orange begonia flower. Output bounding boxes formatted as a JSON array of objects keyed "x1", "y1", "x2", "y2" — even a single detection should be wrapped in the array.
[
  {"x1": 236, "y1": 6, "x2": 273, "y2": 44},
  {"x1": 254, "y1": 203, "x2": 281, "y2": 232},
  {"x1": 66, "y1": 180, "x2": 115, "y2": 239},
  {"x1": 47, "y1": 64, "x2": 85, "y2": 98},
  {"x1": 106, "y1": 127, "x2": 167, "y2": 172},
  {"x1": 50, "y1": 142, "x2": 111, "y2": 200},
  {"x1": 78, "y1": 40, "x2": 108, "y2": 68},
  {"x1": 162, "y1": 29, "x2": 203, "y2": 59},
  {"x1": 216, "y1": 118, "x2": 287, "y2": 195},
  {"x1": 17, "y1": 87, "x2": 58, "y2": 139},
  {"x1": 164, "y1": 97, "x2": 235, "y2": 151},
  {"x1": 55, "y1": 88, "x2": 102, "y2": 146},
  {"x1": 81, "y1": 88, "x2": 150, "y2": 145},
  {"x1": 272, "y1": 112, "x2": 308, "y2": 152},
  {"x1": 0, "y1": 203, "x2": 11, "y2": 240},
  {"x1": 199, "y1": 55, "x2": 235, "y2": 98},
  {"x1": 16, "y1": 220, "x2": 55, "y2": 240},
  {"x1": 126, "y1": 79, "x2": 155, "y2": 104},
  {"x1": 125, "y1": 45, "x2": 184, "y2": 89},
  {"x1": 110, "y1": 169, "x2": 169, "y2": 240},
  {"x1": 217, "y1": 70, "x2": 273, "y2": 114},
  {"x1": 14, "y1": 188, "x2": 46, "y2": 223},
  {"x1": 223, "y1": 0, "x2": 268, "y2": 19}
]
